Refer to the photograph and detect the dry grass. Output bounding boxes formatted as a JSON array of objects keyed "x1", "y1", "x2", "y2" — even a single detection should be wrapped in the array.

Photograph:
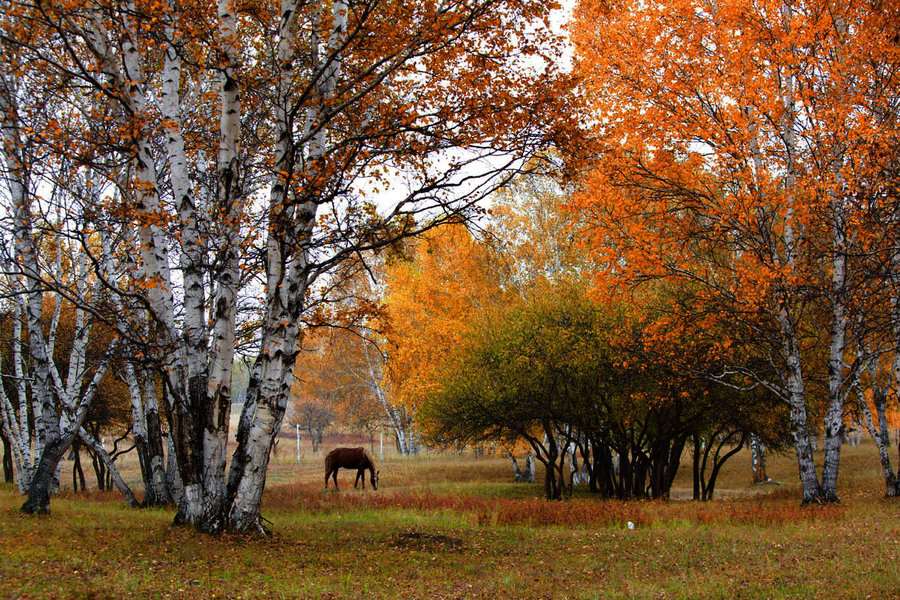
[{"x1": 2, "y1": 439, "x2": 899, "y2": 599}]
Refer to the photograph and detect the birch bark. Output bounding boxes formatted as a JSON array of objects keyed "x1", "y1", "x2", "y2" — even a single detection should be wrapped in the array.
[
  {"x1": 196, "y1": 0, "x2": 243, "y2": 532},
  {"x1": 759, "y1": 0, "x2": 823, "y2": 503},
  {"x1": 820, "y1": 14, "x2": 852, "y2": 503},
  {"x1": 227, "y1": 0, "x2": 349, "y2": 532},
  {"x1": 821, "y1": 190, "x2": 849, "y2": 502},
  {"x1": 745, "y1": 30, "x2": 823, "y2": 502},
  {"x1": 853, "y1": 363, "x2": 898, "y2": 496}
]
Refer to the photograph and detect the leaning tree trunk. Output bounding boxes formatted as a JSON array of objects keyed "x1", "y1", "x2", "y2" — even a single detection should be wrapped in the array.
[
  {"x1": 21, "y1": 436, "x2": 74, "y2": 514},
  {"x1": 79, "y1": 429, "x2": 139, "y2": 507},
  {"x1": 854, "y1": 366, "x2": 898, "y2": 497},
  {"x1": 227, "y1": 329, "x2": 299, "y2": 532},
  {"x1": 702, "y1": 433, "x2": 746, "y2": 501},
  {"x1": 226, "y1": 0, "x2": 348, "y2": 533},
  {"x1": 227, "y1": 185, "x2": 312, "y2": 530}
]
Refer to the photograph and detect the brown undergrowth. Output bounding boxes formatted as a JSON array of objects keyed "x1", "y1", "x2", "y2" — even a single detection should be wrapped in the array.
[{"x1": 263, "y1": 483, "x2": 846, "y2": 529}]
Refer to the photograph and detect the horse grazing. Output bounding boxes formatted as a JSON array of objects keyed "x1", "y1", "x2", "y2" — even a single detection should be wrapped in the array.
[{"x1": 324, "y1": 447, "x2": 379, "y2": 491}]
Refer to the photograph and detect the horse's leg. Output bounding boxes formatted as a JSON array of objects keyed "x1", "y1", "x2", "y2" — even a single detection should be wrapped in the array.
[
  {"x1": 333, "y1": 468, "x2": 339, "y2": 490},
  {"x1": 354, "y1": 469, "x2": 361, "y2": 489},
  {"x1": 359, "y1": 469, "x2": 365, "y2": 489},
  {"x1": 325, "y1": 467, "x2": 332, "y2": 489}
]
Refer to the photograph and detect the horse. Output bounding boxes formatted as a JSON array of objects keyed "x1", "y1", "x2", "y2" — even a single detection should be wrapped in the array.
[{"x1": 324, "y1": 447, "x2": 379, "y2": 491}]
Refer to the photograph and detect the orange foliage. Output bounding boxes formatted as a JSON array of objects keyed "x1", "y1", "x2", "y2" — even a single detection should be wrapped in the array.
[
  {"x1": 570, "y1": 0, "x2": 900, "y2": 298},
  {"x1": 384, "y1": 223, "x2": 506, "y2": 414},
  {"x1": 569, "y1": 0, "x2": 900, "y2": 385}
]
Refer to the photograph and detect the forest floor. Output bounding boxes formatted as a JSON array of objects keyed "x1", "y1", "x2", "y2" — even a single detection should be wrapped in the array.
[{"x1": 1, "y1": 438, "x2": 899, "y2": 599}]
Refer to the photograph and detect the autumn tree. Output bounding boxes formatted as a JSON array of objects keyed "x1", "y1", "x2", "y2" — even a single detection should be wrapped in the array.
[
  {"x1": 291, "y1": 401, "x2": 334, "y2": 453},
  {"x1": 290, "y1": 258, "x2": 410, "y2": 454},
  {"x1": 571, "y1": 0, "x2": 900, "y2": 503},
  {"x1": 486, "y1": 170, "x2": 590, "y2": 291},
  {"x1": 385, "y1": 221, "x2": 508, "y2": 421},
  {"x1": 1, "y1": 0, "x2": 572, "y2": 530},
  {"x1": 0, "y1": 241, "x2": 135, "y2": 509},
  {"x1": 384, "y1": 175, "x2": 588, "y2": 473},
  {"x1": 422, "y1": 283, "x2": 690, "y2": 499},
  {"x1": 421, "y1": 284, "x2": 592, "y2": 500}
]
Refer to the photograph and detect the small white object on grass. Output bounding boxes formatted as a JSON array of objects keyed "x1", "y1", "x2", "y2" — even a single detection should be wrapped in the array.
[{"x1": 627, "y1": 521, "x2": 635, "y2": 530}]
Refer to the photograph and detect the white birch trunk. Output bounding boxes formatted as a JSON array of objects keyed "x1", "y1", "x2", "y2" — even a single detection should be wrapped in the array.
[
  {"x1": 820, "y1": 13, "x2": 851, "y2": 502},
  {"x1": 767, "y1": 0, "x2": 824, "y2": 504},
  {"x1": 91, "y1": 1, "x2": 205, "y2": 518},
  {"x1": 227, "y1": 0, "x2": 348, "y2": 532},
  {"x1": 821, "y1": 190, "x2": 848, "y2": 501},
  {"x1": 750, "y1": 433, "x2": 770, "y2": 484},
  {"x1": 361, "y1": 345, "x2": 414, "y2": 455},
  {"x1": 0, "y1": 352, "x2": 29, "y2": 492},
  {"x1": 0, "y1": 297, "x2": 36, "y2": 492},
  {"x1": 11, "y1": 307, "x2": 31, "y2": 469},
  {"x1": 142, "y1": 368, "x2": 172, "y2": 504},
  {"x1": 161, "y1": 0, "x2": 209, "y2": 442},
  {"x1": 196, "y1": 0, "x2": 243, "y2": 532},
  {"x1": 99, "y1": 223, "x2": 171, "y2": 505},
  {"x1": 0, "y1": 74, "x2": 65, "y2": 511}
]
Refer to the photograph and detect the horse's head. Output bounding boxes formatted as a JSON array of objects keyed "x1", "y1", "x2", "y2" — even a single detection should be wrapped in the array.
[{"x1": 372, "y1": 470, "x2": 380, "y2": 491}]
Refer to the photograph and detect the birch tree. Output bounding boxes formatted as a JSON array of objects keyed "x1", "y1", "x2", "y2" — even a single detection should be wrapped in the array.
[
  {"x1": 1, "y1": 0, "x2": 569, "y2": 531},
  {"x1": 571, "y1": 0, "x2": 900, "y2": 503},
  {"x1": 0, "y1": 182, "x2": 131, "y2": 511}
]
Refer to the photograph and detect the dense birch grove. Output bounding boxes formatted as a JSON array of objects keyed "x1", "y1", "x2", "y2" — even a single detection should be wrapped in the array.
[
  {"x1": 571, "y1": 0, "x2": 900, "y2": 502},
  {"x1": 0, "y1": 0, "x2": 569, "y2": 532}
]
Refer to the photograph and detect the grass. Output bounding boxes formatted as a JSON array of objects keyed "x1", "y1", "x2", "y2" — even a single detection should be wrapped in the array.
[{"x1": 1, "y1": 439, "x2": 899, "y2": 599}]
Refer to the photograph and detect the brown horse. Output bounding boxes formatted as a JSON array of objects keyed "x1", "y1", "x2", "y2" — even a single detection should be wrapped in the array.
[{"x1": 324, "y1": 447, "x2": 379, "y2": 491}]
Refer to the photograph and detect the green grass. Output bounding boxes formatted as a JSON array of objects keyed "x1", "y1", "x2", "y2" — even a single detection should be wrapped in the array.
[{"x1": 2, "y1": 441, "x2": 899, "y2": 599}]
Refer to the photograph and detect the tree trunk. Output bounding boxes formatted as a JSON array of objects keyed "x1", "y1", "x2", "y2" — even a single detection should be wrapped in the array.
[
  {"x1": 22, "y1": 435, "x2": 74, "y2": 514},
  {"x1": 166, "y1": 433, "x2": 184, "y2": 508},
  {"x1": 821, "y1": 196, "x2": 848, "y2": 503},
  {"x1": 79, "y1": 429, "x2": 139, "y2": 507},
  {"x1": 187, "y1": 0, "x2": 244, "y2": 535},
  {"x1": 143, "y1": 372, "x2": 171, "y2": 505},
  {"x1": 878, "y1": 405, "x2": 890, "y2": 448},
  {"x1": 225, "y1": 0, "x2": 351, "y2": 533},
  {"x1": 751, "y1": 433, "x2": 770, "y2": 484},
  {"x1": 123, "y1": 361, "x2": 171, "y2": 506},
  {"x1": 227, "y1": 299, "x2": 305, "y2": 531},
  {"x1": 692, "y1": 435, "x2": 701, "y2": 500},
  {"x1": 0, "y1": 321, "x2": 33, "y2": 493},
  {"x1": 72, "y1": 442, "x2": 86, "y2": 492},
  {"x1": 777, "y1": 302, "x2": 825, "y2": 504},
  {"x1": 91, "y1": 448, "x2": 107, "y2": 491},
  {"x1": 856, "y1": 378, "x2": 898, "y2": 497},
  {"x1": 524, "y1": 453, "x2": 536, "y2": 484},
  {"x1": 703, "y1": 433, "x2": 746, "y2": 501},
  {"x1": 511, "y1": 454, "x2": 525, "y2": 482},
  {"x1": 228, "y1": 370, "x2": 292, "y2": 532},
  {"x1": 1, "y1": 427, "x2": 12, "y2": 483}
]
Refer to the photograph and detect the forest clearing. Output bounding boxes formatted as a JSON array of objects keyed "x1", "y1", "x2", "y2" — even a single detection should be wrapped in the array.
[{"x1": 2, "y1": 439, "x2": 898, "y2": 599}]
